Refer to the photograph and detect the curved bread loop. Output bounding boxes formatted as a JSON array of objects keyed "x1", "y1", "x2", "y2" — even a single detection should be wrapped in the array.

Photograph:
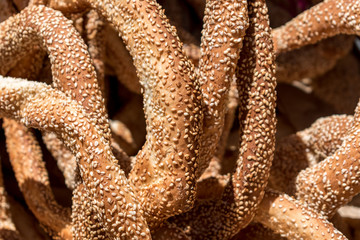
[
  {"x1": 0, "y1": 5, "x2": 115, "y2": 196},
  {"x1": 43, "y1": 131, "x2": 132, "y2": 191},
  {"x1": 294, "y1": 101, "x2": 360, "y2": 218},
  {"x1": 152, "y1": 30, "x2": 354, "y2": 87},
  {"x1": 165, "y1": 33, "x2": 354, "y2": 86},
  {"x1": 42, "y1": 9, "x2": 107, "y2": 191},
  {"x1": 1, "y1": 5, "x2": 73, "y2": 238},
  {"x1": 170, "y1": 1, "x2": 276, "y2": 238},
  {"x1": 273, "y1": 0, "x2": 360, "y2": 54},
  {"x1": 196, "y1": 0, "x2": 248, "y2": 177},
  {"x1": 231, "y1": 0, "x2": 276, "y2": 230},
  {"x1": 0, "y1": 5, "x2": 110, "y2": 141},
  {"x1": 254, "y1": 190, "x2": 347, "y2": 240},
  {"x1": 2, "y1": 16, "x2": 72, "y2": 238},
  {"x1": 0, "y1": 76, "x2": 151, "y2": 239},
  {"x1": 269, "y1": 115, "x2": 353, "y2": 192},
  {"x1": 296, "y1": 115, "x2": 353, "y2": 164},
  {"x1": 0, "y1": 0, "x2": 46, "y2": 81},
  {"x1": 3, "y1": 119, "x2": 72, "y2": 239},
  {"x1": 82, "y1": 0, "x2": 203, "y2": 227}
]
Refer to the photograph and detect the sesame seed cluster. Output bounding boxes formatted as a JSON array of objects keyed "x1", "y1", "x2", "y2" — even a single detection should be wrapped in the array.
[{"x1": 0, "y1": 0, "x2": 359, "y2": 239}]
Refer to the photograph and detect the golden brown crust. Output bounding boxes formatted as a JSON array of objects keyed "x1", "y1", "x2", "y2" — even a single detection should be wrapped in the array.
[
  {"x1": 110, "y1": 139, "x2": 133, "y2": 176},
  {"x1": 198, "y1": 156, "x2": 222, "y2": 181},
  {"x1": 71, "y1": 183, "x2": 106, "y2": 239},
  {"x1": 0, "y1": 5, "x2": 110, "y2": 141},
  {"x1": 1, "y1": 0, "x2": 359, "y2": 239},
  {"x1": 6, "y1": 48, "x2": 46, "y2": 80},
  {"x1": 168, "y1": 34, "x2": 355, "y2": 85},
  {"x1": 254, "y1": 190, "x2": 347, "y2": 240},
  {"x1": 28, "y1": 0, "x2": 47, "y2": 5},
  {"x1": 273, "y1": 0, "x2": 360, "y2": 54},
  {"x1": 294, "y1": 102, "x2": 360, "y2": 218},
  {"x1": 232, "y1": 0, "x2": 276, "y2": 228},
  {"x1": 1, "y1": 6, "x2": 73, "y2": 238},
  {"x1": 158, "y1": 0, "x2": 195, "y2": 42},
  {"x1": 269, "y1": 115, "x2": 353, "y2": 192},
  {"x1": 0, "y1": 6, "x2": 117, "y2": 203},
  {"x1": 0, "y1": 77, "x2": 151, "y2": 239},
  {"x1": 85, "y1": 0, "x2": 203, "y2": 227},
  {"x1": 170, "y1": 1, "x2": 276, "y2": 238},
  {"x1": 0, "y1": 0, "x2": 46, "y2": 82},
  {"x1": 39, "y1": 10, "x2": 107, "y2": 192},
  {"x1": 296, "y1": 115, "x2": 353, "y2": 163},
  {"x1": 3, "y1": 119, "x2": 72, "y2": 239},
  {"x1": 196, "y1": 0, "x2": 248, "y2": 177}
]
